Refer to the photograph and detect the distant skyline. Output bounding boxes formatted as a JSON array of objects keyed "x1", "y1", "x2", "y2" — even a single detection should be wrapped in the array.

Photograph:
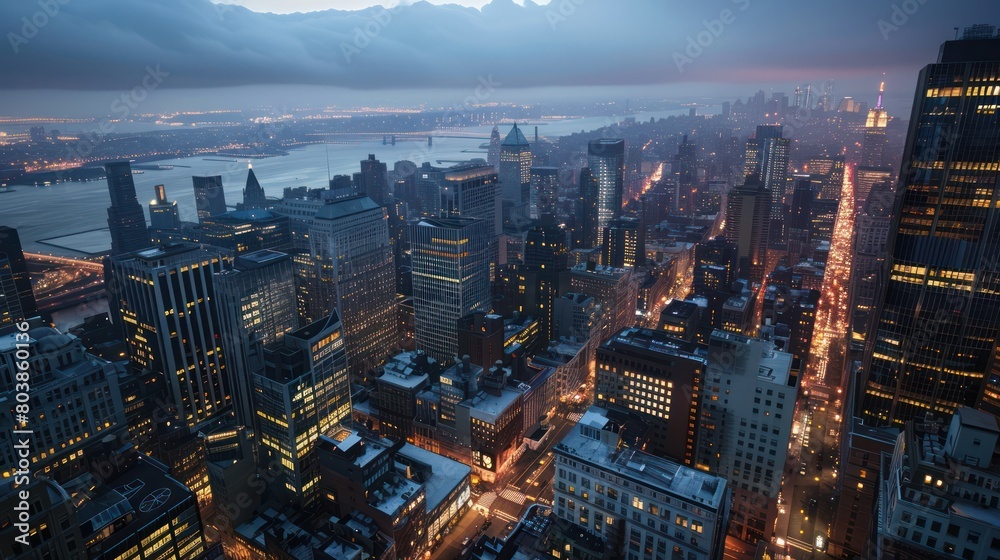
[
  {"x1": 222, "y1": 0, "x2": 548, "y2": 12},
  {"x1": 0, "y1": 0, "x2": 990, "y2": 117}
]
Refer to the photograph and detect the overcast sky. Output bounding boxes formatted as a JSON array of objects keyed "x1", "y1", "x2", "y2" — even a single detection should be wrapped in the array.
[{"x1": 0, "y1": 0, "x2": 992, "y2": 116}]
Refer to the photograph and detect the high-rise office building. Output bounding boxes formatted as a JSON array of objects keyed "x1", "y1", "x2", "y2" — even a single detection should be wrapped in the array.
[
  {"x1": 602, "y1": 216, "x2": 644, "y2": 268},
  {"x1": 214, "y1": 249, "x2": 298, "y2": 428},
  {"x1": 410, "y1": 217, "x2": 491, "y2": 362},
  {"x1": 309, "y1": 196, "x2": 398, "y2": 383},
  {"x1": 584, "y1": 139, "x2": 625, "y2": 248},
  {"x1": 254, "y1": 312, "x2": 350, "y2": 507},
  {"x1": 530, "y1": 166, "x2": 560, "y2": 217},
  {"x1": 499, "y1": 124, "x2": 532, "y2": 226},
  {"x1": 723, "y1": 175, "x2": 771, "y2": 284},
  {"x1": 105, "y1": 160, "x2": 150, "y2": 255},
  {"x1": 569, "y1": 262, "x2": 638, "y2": 336},
  {"x1": 698, "y1": 330, "x2": 798, "y2": 545},
  {"x1": 107, "y1": 243, "x2": 232, "y2": 427},
  {"x1": 359, "y1": 154, "x2": 389, "y2": 205},
  {"x1": 192, "y1": 175, "x2": 228, "y2": 222},
  {"x1": 594, "y1": 327, "x2": 705, "y2": 464},
  {"x1": 744, "y1": 125, "x2": 790, "y2": 245},
  {"x1": 149, "y1": 184, "x2": 182, "y2": 231},
  {"x1": 518, "y1": 216, "x2": 571, "y2": 341},
  {"x1": 860, "y1": 33, "x2": 1000, "y2": 426},
  {"x1": 439, "y1": 163, "x2": 502, "y2": 236},
  {"x1": 240, "y1": 163, "x2": 268, "y2": 210},
  {"x1": 675, "y1": 134, "x2": 698, "y2": 215},
  {"x1": 0, "y1": 226, "x2": 36, "y2": 325}
]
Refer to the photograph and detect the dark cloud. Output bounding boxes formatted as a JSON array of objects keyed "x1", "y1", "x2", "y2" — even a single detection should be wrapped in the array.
[{"x1": 0, "y1": 0, "x2": 990, "y2": 95}]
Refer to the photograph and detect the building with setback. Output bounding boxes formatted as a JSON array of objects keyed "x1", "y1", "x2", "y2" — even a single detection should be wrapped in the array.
[
  {"x1": 595, "y1": 327, "x2": 705, "y2": 465},
  {"x1": 192, "y1": 175, "x2": 228, "y2": 222},
  {"x1": 697, "y1": 330, "x2": 798, "y2": 545},
  {"x1": 552, "y1": 407, "x2": 730, "y2": 560},
  {"x1": 104, "y1": 161, "x2": 150, "y2": 255},
  {"x1": 308, "y1": 196, "x2": 398, "y2": 383}
]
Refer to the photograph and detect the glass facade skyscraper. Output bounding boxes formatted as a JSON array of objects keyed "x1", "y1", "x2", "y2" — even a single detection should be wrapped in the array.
[
  {"x1": 584, "y1": 138, "x2": 625, "y2": 248},
  {"x1": 860, "y1": 34, "x2": 1000, "y2": 426},
  {"x1": 410, "y1": 216, "x2": 491, "y2": 362}
]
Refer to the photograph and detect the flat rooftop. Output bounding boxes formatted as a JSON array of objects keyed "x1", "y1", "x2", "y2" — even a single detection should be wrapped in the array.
[
  {"x1": 556, "y1": 413, "x2": 727, "y2": 511},
  {"x1": 397, "y1": 444, "x2": 471, "y2": 513},
  {"x1": 467, "y1": 388, "x2": 521, "y2": 424}
]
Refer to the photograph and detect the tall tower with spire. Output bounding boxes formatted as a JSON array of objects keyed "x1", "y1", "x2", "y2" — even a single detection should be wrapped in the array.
[
  {"x1": 861, "y1": 78, "x2": 889, "y2": 168},
  {"x1": 241, "y1": 163, "x2": 268, "y2": 211}
]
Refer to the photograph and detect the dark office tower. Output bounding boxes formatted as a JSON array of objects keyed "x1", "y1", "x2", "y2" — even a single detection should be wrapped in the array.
[
  {"x1": 744, "y1": 125, "x2": 790, "y2": 240},
  {"x1": 192, "y1": 175, "x2": 228, "y2": 222},
  {"x1": 579, "y1": 166, "x2": 600, "y2": 248},
  {"x1": 360, "y1": 154, "x2": 390, "y2": 205},
  {"x1": 329, "y1": 173, "x2": 357, "y2": 199},
  {"x1": 819, "y1": 156, "x2": 846, "y2": 200},
  {"x1": 587, "y1": 138, "x2": 626, "y2": 247},
  {"x1": 105, "y1": 161, "x2": 150, "y2": 255},
  {"x1": 499, "y1": 124, "x2": 532, "y2": 226},
  {"x1": 531, "y1": 166, "x2": 560, "y2": 217},
  {"x1": 410, "y1": 217, "x2": 491, "y2": 362},
  {"x1": 107, "y1": 243, "x2": 232, "y2": 427},
  {"x1": 310, "y1": 196, "x2": 398, "y2": 384},
  {"x1": 214, "y1": 249, "x2": 298, "y2": 428},
  {"x1": 693, "y1": 236, "x2": 737, "y2": 294},
  {"x1": 602, "y1": 216, "x2": 643, "y2": 268},
  {"x1": 522, "y1": 216, "x2": 571, "y2": 341},
  {"x1": 860, "y1": 32, "x2": 1000, "y2": 427},
  {"x1": 241, "y1": 163, "x2": 267, "y2": 210},
  {"x1": 0, "y1": 226, "x2": 36, "y2": 325},
  {"x1": 861, "y1": 80, "x2": 889, "y2": 167},
  {"x1": 674, "y1": 135, "x2": 698, "y2": 215},
  {"x1": 488, "y1": 125, "x2": 501, "y2": 171},
  {"x1": 457, "y1": 311, "x2": 505, "y2": 371},
  {"x1": 149, "y1": 184, "x2": 181, "y2": 231},
  {"x1": 848, "y1": 184, "x2": 894, "y2": 357},
  {"x1": 723, "y1": 175, "x2": 771, "y2": 284},
  {"x1": 786, "y1": 175, "x2": 815, "y2": 235}
]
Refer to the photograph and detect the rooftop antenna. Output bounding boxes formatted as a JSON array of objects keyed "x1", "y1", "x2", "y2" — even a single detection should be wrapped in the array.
[{"x1": 954, "y1": 27, "x2": 959, "y2": 40}]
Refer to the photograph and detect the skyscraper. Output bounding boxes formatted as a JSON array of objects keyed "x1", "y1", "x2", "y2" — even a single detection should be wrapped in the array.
[
  {"x1": 744, "y1": 125, "x2": 790, "y2": 244},
  {"x1": 240, "y1": 163, "x2": 267, "y2": 210},
  {"x1": 584, "y1": 138, "x2": 626, "y2": 248},
  {"x1": 107, "y1": 243, "x2": 232, "y2": 427},
  {"x1": 861, "y1": 79, "x2": 889, "y2": 168},
  {"x1": 309, "y1": 196, "x2": 398, "y2": 383},
  {"x1": 105, "y1": 161, "x2": 150, "y2": 255},
  {"x1": 359, "y1": 154, "x2": 390, "y2": 205},
  {"x1": 410, "y1": 217, "x2": 491, "y2": 362},
  {"x1": 149, "y1": 184, "x2": 181, "y2": 231},
  {"x1": 439, "y1": 163, "x2": 502, "y2": 236},
  {"x1": 723, "y1": 175, "x2": 771, "y2": 284},
  {"x1": 192, "y1": 175, "x2": 228, "y2": 222},
  {"x1": 254, "y1": 311, "x2": 350, "y2": 507},
  {"x1": 860, "y1": 32, "x2": 1000, "y2": 426},
  {"x1": 214, "y1": 249, "x2": 298, "y2": 428},
  {"x1": 488, "y1": 125, "x2": 501, "y2": 171},
  {"x1": 499, "y1": 124, "x2": 532, "y2": 227},
  {"x1": 0, "y1": 226, "x2": 36, "y2": 325},
  {"x1": 675, "y1": 134, "x2": 698, "y2": 215}
]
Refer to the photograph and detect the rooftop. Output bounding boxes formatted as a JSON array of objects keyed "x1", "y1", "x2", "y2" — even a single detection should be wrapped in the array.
[
  {"x1": 557, "y1": 409, "x2": 727, "y2": 510},
  {"x1": 75, "y1": 457, "x2": 194, "y2": 552},
  {"x1": 314, "y1": 196, "x2": 382, "y2": 221},
  {"x1": 466, "y1": 387, "x2": 522, "y2": 424},
  {"x1": 397, "y1": 444, "x2": 471, "y2": 512}
]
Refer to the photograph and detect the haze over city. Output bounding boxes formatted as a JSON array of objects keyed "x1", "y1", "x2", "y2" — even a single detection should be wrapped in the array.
[{"x1": 1, "y1": 2, "x2": 999, "y2": 560}]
